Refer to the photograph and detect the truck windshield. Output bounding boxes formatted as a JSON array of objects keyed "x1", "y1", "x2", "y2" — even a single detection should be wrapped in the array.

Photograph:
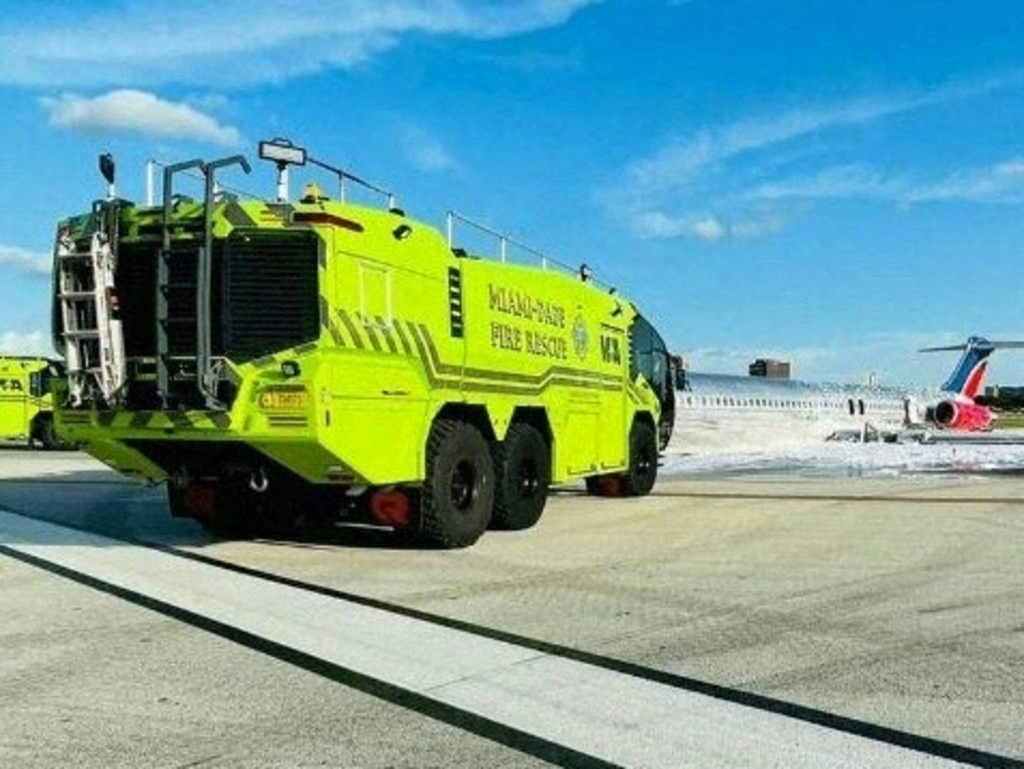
[{"x1": 629, "y1": 314, "x2": 675, "y2": 448}]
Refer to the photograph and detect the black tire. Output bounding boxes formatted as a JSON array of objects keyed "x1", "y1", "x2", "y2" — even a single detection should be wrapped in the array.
[
  {"x1": 31, "y1": 413, "x2": 59, "y2": 450},
  {"x1": 623, "y1": 420, "x2": 658, "y2": 497},
  {"x1": 179, "y1": 480, "x2": 255, "y2": 539},
  {"x1": 200, "y1": 510, "x2": 260, "y2": 539},
  {"x1": 166, "y1": 482, "x2": 189, "y2": 517},
  {"x1": 492, "y1": 423, "x2": 550, "y2": 530},
  {"x1": 420, "y1": 419, "x2": 494, "y2": 548},
  {"x1": 199, "y1": 489, "x2": 267, "y2": 539}
]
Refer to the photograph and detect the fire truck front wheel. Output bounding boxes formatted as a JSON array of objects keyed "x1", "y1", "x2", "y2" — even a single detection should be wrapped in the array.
[
  {"x1": 420, "y1": 419, "x2": 495, "y2": 548},
  {"x1": 30, "y1": 413, "x2": 59, "y2": 450},
  {"x1": 491, "y1": 423, "x2": 550, "y2": 531},
  {"x1": 623, "y1": 420, "x2": 658, "y2": 496}
]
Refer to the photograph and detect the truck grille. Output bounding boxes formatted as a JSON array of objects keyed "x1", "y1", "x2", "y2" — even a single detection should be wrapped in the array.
[
  {"x1": 221, "y1": 230, "x2": 320, "y2": 361},
  {"x1": 113, "y1": 228, "x2": 320, "y2": 407}
]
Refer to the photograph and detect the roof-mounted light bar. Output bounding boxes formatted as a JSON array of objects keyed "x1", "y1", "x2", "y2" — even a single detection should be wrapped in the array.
[
  {"x1": 259, "y1": 138, "x2": 306, "y2": 201},
  {"x1": 258, "y1": 139, "x2": 306, "y2": 167}
]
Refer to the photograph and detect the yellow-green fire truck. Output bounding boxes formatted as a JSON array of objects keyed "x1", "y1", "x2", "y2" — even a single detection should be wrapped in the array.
[
  {"x1": 0, "y1": 356, "x2": 63, "y2": 449},
  {"x1": 51, "y1": 143, "x2": 675, "y2": 547}
]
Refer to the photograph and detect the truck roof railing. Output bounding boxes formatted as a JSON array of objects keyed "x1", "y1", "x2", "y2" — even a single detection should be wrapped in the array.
[
  {"x1": 139, "y1": 143, "x2": 612, "y2": 290},
  {"x1": 445, "y1": 210, "x2": 606, "y2": 288},
  {"x1": 308, "y1": 156, "x2": 398, "y2": 211},
  {"x1": 145, "y1": 158, "x2": 260, "y2": 207},
  {"x1": 145, "y1": 146, "x2": 399, "y2": 212},
  {"x1": 258, "y1": 138, "x2": 399, "y2": 211}
]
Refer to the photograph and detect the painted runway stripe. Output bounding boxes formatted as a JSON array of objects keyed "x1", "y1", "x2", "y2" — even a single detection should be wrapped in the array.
[
  {"x1": 159, "y1": 542, "x2": 1018, "y2": 769},
  {"x1": 0, "y1": 510, "x2": 1010, "y2": 769}
]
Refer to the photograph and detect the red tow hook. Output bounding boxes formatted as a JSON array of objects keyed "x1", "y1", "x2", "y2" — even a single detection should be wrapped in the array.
[{"x1": 184, "y1": 483, "x2": 217, "y2": 518}]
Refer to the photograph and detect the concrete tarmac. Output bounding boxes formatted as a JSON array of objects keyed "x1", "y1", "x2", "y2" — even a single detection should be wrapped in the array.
[{"x1": 0, "y1": 448, "x2": 1021, "y2": 767}]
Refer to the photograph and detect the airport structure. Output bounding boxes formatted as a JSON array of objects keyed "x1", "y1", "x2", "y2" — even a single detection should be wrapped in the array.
[
  {"x1": 986, "y1": 384, "x2": 1024, "y2": 409},
  {"x1": 749, "y1": 358, "x2": 791, "y2": 379},
  {"x1": 49, "y1": 143, "x2": 675, "y2": 547}
]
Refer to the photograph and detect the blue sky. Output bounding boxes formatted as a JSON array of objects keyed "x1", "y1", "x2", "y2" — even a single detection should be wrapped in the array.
[{"x1": 2, "y1": 0, "x2": 1024, "y2": 387}]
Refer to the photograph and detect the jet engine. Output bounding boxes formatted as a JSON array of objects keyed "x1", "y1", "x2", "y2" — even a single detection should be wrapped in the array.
[{"x1": 932, "y1": 400, "x2": 993, "y2": 431}]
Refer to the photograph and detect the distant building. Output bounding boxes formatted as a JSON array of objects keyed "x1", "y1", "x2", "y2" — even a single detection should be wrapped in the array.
[
  {"x1": 985, "y1": 384, "x2": 1024, "y2": 408},
  {"x1": 671, "y1": 354, "x2": 690, "y2": 390},
  {"x1": 749, "y1": 358, "x2": 791, "y2": 379},
  {"x1": 986, "y1": 385, "x2": 1024, "y2": 398}
]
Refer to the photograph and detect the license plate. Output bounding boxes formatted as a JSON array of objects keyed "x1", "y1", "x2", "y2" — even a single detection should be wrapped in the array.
[{"x1": 258, "y1": 388, "x2": 308, "y2": 411}]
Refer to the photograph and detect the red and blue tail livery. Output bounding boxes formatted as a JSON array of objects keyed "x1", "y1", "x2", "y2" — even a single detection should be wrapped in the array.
[{"x1": 919, "y1": 336, "x2": 1024, "y2": 431}]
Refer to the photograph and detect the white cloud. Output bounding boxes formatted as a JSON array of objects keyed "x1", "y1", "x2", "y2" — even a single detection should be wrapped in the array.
[
  {"x1": 743, "y1": 165, "x2": 897, "y2": 203},
  {"x1": 0, "y1": 1, "x2": 601, "y2": 88},
  {"x1": 630, "y1": 210, "x2": 786, "y2": 241},
  {"x1": 0, "y1": 330, "x2": 51, "y2": 357},
  {"x1": 0, "y1": 244, "x2": 51, "y2": 276},
  {"x1": 398, "y1": 125, "x2": 458, "y2": 173},
  {"x1": 602, "y1": 76, "x2": 1024, "y2": 242},
  {"x1": 742, "y1": 159, "x2": 1024, "y2": 207},
  {"x1": 41, "y1": 90, "x2": 241, "y2": 146},
  {"x1": 620, "y1": 94, "x2": 931, "y2": 199},
  {"x1": 905, "y1": 157, "x2": 1024, "y2": 204},
  {"x1": 729, "y1": 213, "x2": 787, "y2": 239},
  {"x1": 692, "y1": 216, "x2": 725, "y2": 241},
  {"x1": 630, "y1": 211, "x2": 722, "y2": 240}
]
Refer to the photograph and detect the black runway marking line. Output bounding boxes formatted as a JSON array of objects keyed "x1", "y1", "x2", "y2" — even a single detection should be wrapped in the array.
[
  {"x1": 1, "y1": 506, "x2": 1020, "y2": 768},
  {"x1": 0, "y1": 538, "x2": 615, "y2": 769}
]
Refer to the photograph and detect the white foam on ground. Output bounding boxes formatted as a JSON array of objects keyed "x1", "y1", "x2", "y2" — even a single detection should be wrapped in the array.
[
  {"x1": 663, "y1": 414, "x2": 1024, "y2": 477},
  {"x1": 664, "y1": 440, "x2": 1024, "y2": 477}
]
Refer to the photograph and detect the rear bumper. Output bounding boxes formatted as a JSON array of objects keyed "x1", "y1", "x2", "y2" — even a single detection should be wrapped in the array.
[{"x1": 54, "y1": 408, "x2": 363, "y2": 486}]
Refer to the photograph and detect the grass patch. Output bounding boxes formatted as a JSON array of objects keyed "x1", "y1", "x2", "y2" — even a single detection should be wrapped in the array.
[{"x1": 996, "y1": 411, "x2": 1024, "y2": 429}]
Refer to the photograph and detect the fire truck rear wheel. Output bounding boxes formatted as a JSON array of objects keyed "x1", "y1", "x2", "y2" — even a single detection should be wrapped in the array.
[
  {"x1": 420, "y1": 419, "x2": 495, "y2": 548},
  {"x1": 623, "y1": 420, "x2": 658, "y2": 496},
  {"x1": 193, "y1": 477, "x2": 292, "y2": 540},
  {"x1": 166, "y1": 483, "x2": 189, "y2": 517},
  {"x1": 491, "y1": 423, "x2": 550, "y2": 530},
  {"x1": 197, "y1": 489, "x2": 261, "y2": 539}
]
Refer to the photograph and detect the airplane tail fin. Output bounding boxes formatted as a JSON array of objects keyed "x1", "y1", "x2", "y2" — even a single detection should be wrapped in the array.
[{"x1": 920, "y1": 336, "x2": 1024, "y2": 398}]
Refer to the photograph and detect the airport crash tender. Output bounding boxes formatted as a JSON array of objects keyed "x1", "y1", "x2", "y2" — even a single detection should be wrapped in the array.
[{"x1": 50, "y1": 142, "x2": 675, "y2": 547}]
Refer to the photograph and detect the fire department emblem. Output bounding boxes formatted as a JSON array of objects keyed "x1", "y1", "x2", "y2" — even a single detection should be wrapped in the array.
[{"x1": 572, "y1": 313, "x2": 589, "y2": 360}]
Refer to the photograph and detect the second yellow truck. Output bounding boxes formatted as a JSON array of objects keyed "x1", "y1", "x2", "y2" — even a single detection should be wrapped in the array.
[{"x1": 0, "y1": 356, "x2": 63, "y2": 449}]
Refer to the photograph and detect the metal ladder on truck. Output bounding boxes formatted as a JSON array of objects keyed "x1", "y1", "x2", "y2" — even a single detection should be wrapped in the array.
[
  {"x1": 155, "y1": 155, "x2": 249, "y2": 410},
  {"x1": 55, "y1": 197, "x2": 126, "y2": 407}
]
